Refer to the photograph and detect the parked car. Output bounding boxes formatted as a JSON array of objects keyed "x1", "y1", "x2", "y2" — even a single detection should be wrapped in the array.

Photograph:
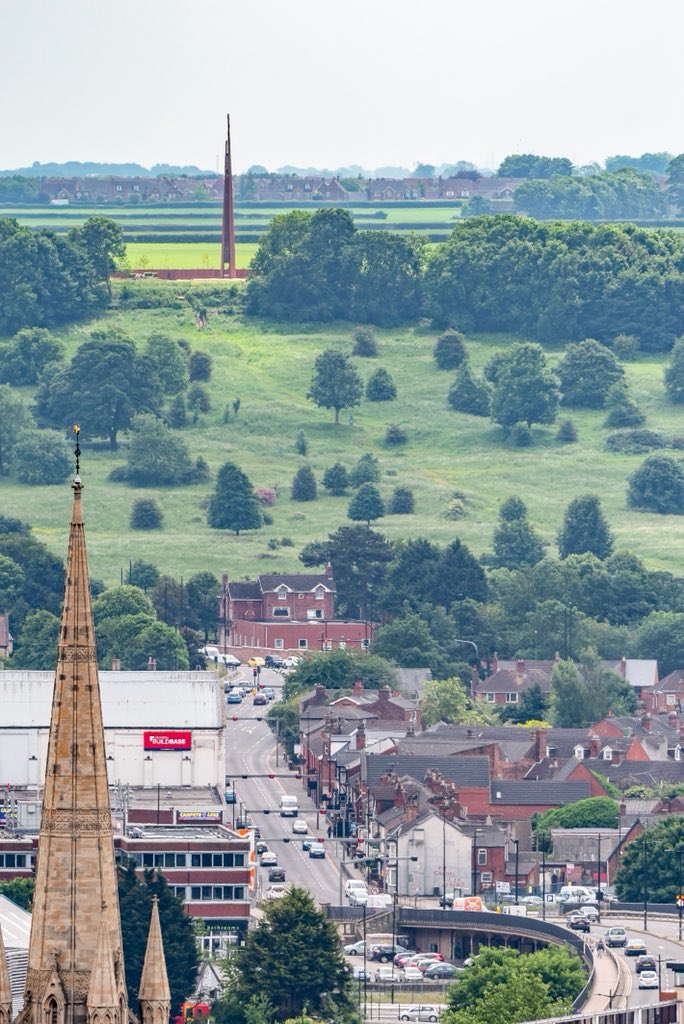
[
  {"x1": 344, "y1": 941, "x2": 366, "y2": 956},
  {"x1": 423, "y1": 963, "x2": 462, "y2": 981},
  {"x1": 309, "y1": 843, "x2": 326, "y2": 859},
  {"x1": 260, "y1": 850, "x2": 278, "y2": 867},
  {"x1": 266, "y1": 884, "x2": 287, "y2": 900},
  {"x1": 398, "y1": 1006, "x2": 440, "y2": 1022},
  {"x1": 351, "y1": 966, "x2": 370, "y2": 981},
  {"x1": 268, "y1": 867, "x2": 286, "y2": 883},
  {"x1": 222, "y1": 654, "x2": 241, "y2": 667},
  {"x1": 394, "y1": 952, "x2": 419, "y2": 967},
  {"x1": 402, "y1": 966, "x2": 424, "y2": 983},
  {"x1": 407, "y1": 954, "x2": 444, "y2": 967},
  {"x1": 248, "y1": 657, "x2": 265, "y2": 667},
  {"x1": 635, "y1": 956, "x2": 657, "y2": 974},
  {"x1": 638, "y1": 970, "x2": 659, "y2": 989},
  {"x1": 520, "y1": 895, "x2": 543, "y2": 905},
  {"x1": 568, "y1": 916, "x2": 591, "y2": 933},
  {"x1": 605, "y1": 927, "x2": 627, "y2": 948},
  {"x1": 292, "y1": 819, "x2": 308, "y2": 835},
  {"x1": 253, "y1": 693, "x2": 268, "y2": 706},
  {"x1": 374, "y1": 967, "x2": 400, "y2": 984},
  {"x1": 370, "y1": 944, "x2": 407, "y2": 963},
  {"x1": 625, "y1": 940, "x2": 648, "y2": 957},
  {"x1": 283, "y1": 656, "x2": 301, "y2": 669},
  {"x1": 265, "y1": 654, "x2": 285, "y2": 668},
  {"x1": 226, "y1": 691, "x2": 242, "y2": 704}
]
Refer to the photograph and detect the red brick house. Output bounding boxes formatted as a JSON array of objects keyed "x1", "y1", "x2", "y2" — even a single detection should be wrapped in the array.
[
  {"x1": 644, "y1": 669, "x2": 684, "y2": 713},
  {"x1": 219, "y1": 570, "x2": 369, "y2": 654}
]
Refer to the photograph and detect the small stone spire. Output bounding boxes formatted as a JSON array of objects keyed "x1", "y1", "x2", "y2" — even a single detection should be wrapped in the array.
[
  {"x1": 87, "y1": 914, "x2": 119, "y2": 1024},
  {"x1": 0, "y1": 919, "x2": 12, "y2": 1024},
  {"x1": 138, "y1": 897, "x2": 170, "y2": 1024}
]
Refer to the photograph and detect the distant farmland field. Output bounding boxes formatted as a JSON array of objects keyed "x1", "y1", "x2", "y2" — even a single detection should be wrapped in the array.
[{"x1": 124, "y1": 241, "x2": 258, "y2": 269}]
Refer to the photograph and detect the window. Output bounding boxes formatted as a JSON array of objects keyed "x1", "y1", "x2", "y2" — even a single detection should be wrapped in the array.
[
  {"x1": 298, "y1": 639, "x2": 308, "y2": 649},
  {"x1": 505, "y1": 692, "x2": 518, "y2": 704},
  {"x1": 480, "y1": 872, "x2": 493, "y2": 884},
  {"x1": 315, "y1": 587, "x2": 325, "y2": 601},
  {"x1": 190, "y1": 885, "x2": 245, "y2": 901},
  {"x1": 0, "y1": 854, "x2": 26, "y2": 868},
  {"x1": 478, "y1": 849, "x2": 487, "y2": 865},
  {"x1": 307, "y1": 609, "x2": 323, "y2": 619},
  {"x1": 486, "y1": 693, "x2": 496, "y2": 703},
  {"x1": 274, "y1": 639, "x2": 284, "y2": 649},
  {"x1": 272, "y1": 607, "x2": 289, "y2": 617},
  {"x1": 277, "y1": 588, "x2": 288, "y2": 601},
  {"x1": 574, "y1": 745, "x2": 585, "y2": 760},
  {"x1": 667, "y1": 694, "x2": 676, "y2": 705},
  {"x1": 603, "y1": 747, "x2": 613, "y2": 761}
]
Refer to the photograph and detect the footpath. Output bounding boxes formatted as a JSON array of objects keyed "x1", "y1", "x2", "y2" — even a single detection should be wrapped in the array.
[{"x1": 581, "y1": 947, "x2": 629, "y2": 1013}]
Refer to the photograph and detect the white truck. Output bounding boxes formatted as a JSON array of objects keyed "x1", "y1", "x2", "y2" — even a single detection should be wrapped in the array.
[{"x1": 279, "y1": 795, "x2": 299, "y2": 817}]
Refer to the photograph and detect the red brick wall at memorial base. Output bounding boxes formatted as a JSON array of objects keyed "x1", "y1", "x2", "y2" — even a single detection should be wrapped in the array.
[{"x1": 111, "y1": 268, "x2": 249, "y2": 280}]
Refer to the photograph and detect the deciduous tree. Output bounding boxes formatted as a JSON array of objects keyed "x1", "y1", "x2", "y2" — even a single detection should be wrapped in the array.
[
  {"x1": 615, "y1": 816, "x2": 684, "y2": 902},
  {"x1": 490, "y1": 342, "x2": 559, "y2": 430},
  {"x1": 307, "y1": 349, "x2": 362, "y2": 425},
  {"x1": 557, "y1": 338, "x2": 625, "y2": 408},
  {"x1": 12, "y1": 429, "x2": 71, "y2": 485},
  {"x1": 321, "y1": 462, "x2": 349, "y2": 495},
  {"x1": 627, "y1": 454, "x2": 684, "y2": 514}
]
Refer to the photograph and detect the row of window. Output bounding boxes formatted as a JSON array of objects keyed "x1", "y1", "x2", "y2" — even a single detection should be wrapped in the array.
[
  {"x1": 272, "y1": 608, "x2": 324, "y2": 619},
  {"x1": 0, "y1": 853, "x2": 32, "y2": 868},
  {"x1": 277, "y1": 588, "x2": 326, "y2": 600},
  {"x1": 486, "y1": 693, "x2": 519, "y2": 703},
  {"x1": 172, "y1": 885, "x2": 246, "y2": 901},
  {"x1": 128, "y1": 851, "x2": 245, "y2": 868}
]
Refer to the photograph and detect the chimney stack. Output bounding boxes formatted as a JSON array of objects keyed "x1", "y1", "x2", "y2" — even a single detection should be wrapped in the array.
[
  {"x1": 589, "y1": 734, "x2": 600, "y2": 758},
  {"x1": 355, "y1": 721, "x2": 366, "y2": 750},
  {"x1": 111, "y1": 655, "x2": 121, "y2": 671},
  {"x1": 516, "y1": 659, "x2": 525, "y2": 675},
  {"x1": 147, "y1": 656, "x2": 157, "y2": 671},
  {"x1": 353, "y1": 679, "x2": 363, "y2": 697},
  {"x1": 324, "y1": 561, "x2": 333, "y2": 577},
  {"x1": 641, "y1": 713, "x2": 653, "y2": 733}
]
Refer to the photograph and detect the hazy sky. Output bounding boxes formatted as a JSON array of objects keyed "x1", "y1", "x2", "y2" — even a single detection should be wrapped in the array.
[{"x1": 2, "y1": 0, "x2": 682, "y2": 173}]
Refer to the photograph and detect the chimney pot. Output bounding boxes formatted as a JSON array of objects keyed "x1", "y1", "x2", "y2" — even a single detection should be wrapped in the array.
[
  {"x1": 111, "y1": 655, "x2": 121, "y2": 671},
  {"x1": 147, "y1": 656, "x2": 157, "y2": 671}
]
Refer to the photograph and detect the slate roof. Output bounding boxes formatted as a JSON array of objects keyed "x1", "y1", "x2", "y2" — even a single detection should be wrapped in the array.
[
  {"x1": 364, "y1": 753, "x2": 490, "y2": 788},
  {"x1": 652, "y1": 669, "x2": 684, "y2": 692},
  {"x1": 258, "y1": 573, "x2": 335, "y2": 592},
  {"x1": 227, "y1": 581, "x2": 261, "y2": 600},
  {"x1": 490, "y1": 781, "x2": 590, "y2": 805},
  {"x1": 601, "y1": 761, "x2": 684, "y2": 786}
]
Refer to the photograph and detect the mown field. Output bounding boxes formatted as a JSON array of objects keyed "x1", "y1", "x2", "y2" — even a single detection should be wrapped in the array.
[
  {"x1": 1, "y1": 282, "x2": 684, "y2": 587},
  {"x1": 124, "y1": 241, "x2": 258, "y2": 270}
]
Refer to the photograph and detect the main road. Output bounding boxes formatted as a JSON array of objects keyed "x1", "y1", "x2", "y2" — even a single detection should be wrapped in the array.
[{"x1": 224, "y1": 668, "x2": 343, "y2": 905}]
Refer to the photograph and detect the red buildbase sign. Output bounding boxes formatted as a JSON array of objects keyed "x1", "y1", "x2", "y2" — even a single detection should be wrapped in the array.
[{"x1": 143, "y1": 731, "x2": 192, "y2": 751}]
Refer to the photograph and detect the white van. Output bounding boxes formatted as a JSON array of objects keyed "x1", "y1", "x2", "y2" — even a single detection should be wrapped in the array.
[{"x1": 279, "y1": 795, "x2": 299, "y2": 817}]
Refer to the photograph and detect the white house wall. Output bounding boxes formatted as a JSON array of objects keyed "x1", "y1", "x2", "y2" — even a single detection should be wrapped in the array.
[
  {"x1": 0, "y1": 671, "x2": 225, "y2": 788},
  {"x1": 397, "y1": 818, "x2": 472, "y2": 897}
]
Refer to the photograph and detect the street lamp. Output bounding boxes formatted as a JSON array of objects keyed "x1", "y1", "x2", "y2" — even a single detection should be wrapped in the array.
[
  {"x1": 512, "y1": 838, "x2": 520, "y2": 905},
  {"x1": 642, "y1": 830, "x2": 649, "y2": 932},
  {"x1": 596, "y1": 832, "x2": 602, "y2": 924},
  {"x1": 541, "y1": 845, "x2": 547, "y2": 921},
  {"x1": 471, "y1": 829, "x2": 482, "y2": 897},
  {"x1": 678, "y1": 848, "x2": 683, "y2": 942}
]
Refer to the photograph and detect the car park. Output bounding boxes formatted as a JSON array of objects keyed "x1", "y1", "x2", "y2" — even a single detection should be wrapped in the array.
[
  {"x1": 309, "y1": 844, "x2": 326, "y2": 859},
  {"x1": 260, "y1": 850, "x2": 278, "y2": 866},
  {"x1": 344, "y1": 941, "x2": 367, "y2": 956},
  {"x1": 398, "y1": 1005, "x2": 440, "y2": 1022},
  {"x1": 394, "y1": 952, "x2": 419, "y2": 967},
  {"x1": 638, "y1": 970, "x2": 659, "y2": 989},
  {"x1": 292, "y1": 819, "x2": 308, "y2": 834},
  {"x1": 625, "y1": 940, "x2": 648, "y2": 957},
  {"x1": 374, "y1": 967, "x2": 400, "y2": 984},
  {"x1": 520, "y1": 895, "x2": 543, "y2": 905},
  {"x1": 402, "y1": 966, "x2": 424, "y2": 982},
  {"x1": 266, "y1": 884, "x2": 287, "y2": 900},
  {"x1": 605, "y1": 927, "x2": 627, "y2": 947},
  {"x1": 268, "y1": 867, "x2": 286, "y2": 882},
  {"x1": 422, "y1": 963, "x2": 462, "y2": 980},
  {"x1": 635, "y1": 956, "x2": 657, "y2": 974}
]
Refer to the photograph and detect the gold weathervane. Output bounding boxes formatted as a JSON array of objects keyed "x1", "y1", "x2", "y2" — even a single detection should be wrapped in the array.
[{"x1": 72, "y1": 424, "x2": 81, "y2": 475}]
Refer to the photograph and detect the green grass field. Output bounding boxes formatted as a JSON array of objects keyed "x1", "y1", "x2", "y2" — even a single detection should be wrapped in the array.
[
  {"x1": 2, "y1": 289, "x2": 684, "y2": 587},
  {"x1": 123, "y1": 241, "x2": 258, "y2": 270}
]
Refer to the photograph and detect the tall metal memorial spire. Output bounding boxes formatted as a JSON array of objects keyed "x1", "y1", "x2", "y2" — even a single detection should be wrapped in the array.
[{"x1": 220, "y1": 113, "x2": 237, "y2": 279}]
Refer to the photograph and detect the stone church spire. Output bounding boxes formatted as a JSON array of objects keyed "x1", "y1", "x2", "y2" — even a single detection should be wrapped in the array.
[
  {"x1": 138, "y1": 898, "x2": 170, "y2": 1024},
  {"x1": 20, "y1": 443, "x2": 127, "y2": 1024},
  {"x1": 0, "y1": 917, "x2": 12, "y2": 1024}
]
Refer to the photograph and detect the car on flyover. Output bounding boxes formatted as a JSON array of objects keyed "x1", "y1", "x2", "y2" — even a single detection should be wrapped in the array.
[
  {"x1": 568, "y1": 915, "x2": 591, "y2": 933},
  {"x1": 638, "y1": 970, "x2": 659, "y2": 989},
  {"x1": 635, "y1": 955, "x2": 657, "y2": 974},
  {"x1": 309, "y1": 843, "x2": 326, "y2": 859},
  {"x1": 625, "y1": 939, "x2": 648, "y2": 957},
  {"x1": 605, "y1": 927, "x2": 627, "y2": 947}
]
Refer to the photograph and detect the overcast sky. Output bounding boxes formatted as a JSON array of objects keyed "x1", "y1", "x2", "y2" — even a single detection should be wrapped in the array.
[{"x1": 2, "y1": 0, "x2": 682, "y2": 173}]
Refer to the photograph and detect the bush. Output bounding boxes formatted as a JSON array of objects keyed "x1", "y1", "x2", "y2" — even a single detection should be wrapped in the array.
[
  {"x1": 365, "y1": 367, "x2": 397, "y2": 401},
  {"x1": 125, "y1": 414, "x2": 193, "y2": 485},
  {"x1": 352, "y1": 326, "x2": 378, "y2": 357},
  {"x1": 447, "y1": 363, "x2": 491, "y2": 416},
  {"x1": 388, "y1": 487, "x2": 415, "y2": 514},
  {"x1": 321, "y1": 463, "x2": 349, "y2": 495},
  {"x1": 604, "y1": 397, "x2": 646, "y2": 428},
  {"x1": 280, "y1": 536, "x2": 294, "y2": 547},
  {"x1": 511, "y1": 423, "x2": 534, "y2": 446},
  {"x1": 627, "y1": 454, "x2": 684, "y2": 514},
  {"x1": 433, "y1": 328, "x2": 467, "y2": 370},
  {"x1": 605, "y1": 430, "x2": 666, "y2": 454},
  {"x1": 294, "y1": 431, "x2": 308, "y2": 455},
  {"x1": 557, "y1": 338, "x2": 625, "y2": 408},
  {"x1": 444, "y1": 497, "x2": 466, "y2": 519},
  {"x1": 612, "y1": 333, "x2": 640, "y2": 360},
  {"x1": 188, "y1": 350, "x2": 213, "y2": 381},
  {"x1": 384, "y1": 424, "x2": 407, "y2": 446},
  {"x1": 291, "y1": 465, "x2": 317, "y2": 501},
  {"x1": 350, "y1": 453, "x2": 380, "y2": 487},
  {"x1": 255, "y1": 487, "x2": 277, "y2": 506},
  {"x1": 184, "y1": 456, "x2": 211, "y2": 484},
  {"x1": 12, "y1": 430, "x2": 71, "y2": 485},
  {"x1": 130, "y1": 499, "x2": 163, "y2": 530},
  {"x1": 167, "y1": 394, "x2": 188, "y2": 428},
  {"x1": 187, "y1": 382, "x2": 211, "y2": 415},
  {"x1": 556, "y1": 419, "x2": 578, "y2": 442}
]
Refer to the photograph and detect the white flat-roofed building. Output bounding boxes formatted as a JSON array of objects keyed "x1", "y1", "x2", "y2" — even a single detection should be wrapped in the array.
[
  {"x1": 0, "y1": 893, "x2": 30, "y2": 1016},
  {"x1": 0, "y1": 670, "x2": 225, "y2": 788}
]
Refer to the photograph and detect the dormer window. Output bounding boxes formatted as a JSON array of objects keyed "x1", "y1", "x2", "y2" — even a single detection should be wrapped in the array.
[
  {"x1": 574, "y1": 744, "x2": 585, "y2": 760},
  {"x1": 603, "y1": 747, "x2": 613, "y2": 761},
  {"x1": 315, "y1": 586, "x2": 325, "y2": 601},
  {"x1": 675, "y1": 745, "x2": 682, "y2": 762},
  {"x1": 277, "y1": 587, "x2": 288, "y2": 601}
]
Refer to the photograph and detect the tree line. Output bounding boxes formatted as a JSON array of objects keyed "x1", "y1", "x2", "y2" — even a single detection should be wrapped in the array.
[{"x1": 247, "y1": 209, "x2": 684, "y2": 351}]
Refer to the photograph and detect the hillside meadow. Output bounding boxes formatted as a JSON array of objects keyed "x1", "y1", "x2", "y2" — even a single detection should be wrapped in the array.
[{"x1": 2, "y1": 283, "x2": 684, "y2": 586}]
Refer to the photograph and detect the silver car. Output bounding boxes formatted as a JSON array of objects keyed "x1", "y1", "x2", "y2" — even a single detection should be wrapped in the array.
[{"x1": 399, "y1": 1006, "x2": 440, "y2": 1022}]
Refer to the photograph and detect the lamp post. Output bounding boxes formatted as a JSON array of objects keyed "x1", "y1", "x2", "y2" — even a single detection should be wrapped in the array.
[
  {"x1": 596, "y1": 832, "x2": 602, "y2": 924},
  {"x1": 541, "y1": 845, "x2": 546, "y2": 921},
  {"x1": 678, "y1": 848, "x2": 683, "y2": 942},
  {"x1": 642, "y1": 830, "x2": 649, "y2": 932},
  {"x1": 442, "y1": 812, "x2": 447, "y2": 904},
  {"x1": 471, "y1": 829, "x2": 482, "y2": 897},
  {"x1": 513, "y1": 838, "x2": 520, "y2": 905}
]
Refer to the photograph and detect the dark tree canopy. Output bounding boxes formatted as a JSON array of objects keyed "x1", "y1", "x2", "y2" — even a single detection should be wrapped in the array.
[
  {"x1": 347, "y1": 482, "x2": 385, "y2": 523},
  {"x1": 365, "y1": 366, "x2": 397, "y2": 401},
  {"x1": 515, "y1": 169, "x2": 665, "y2": 220},
  {"x1": 388, "y1": 486, "x2": 415, "y2": 514},
  {"x1": 118, "y1": 862, "x2": 198, "y2": 1017},
  {"x1": 550, "y1": 656, "x2": 637, "y2": 727},
  {"x1": 664, "y1": 335, "x2": 684, "y2": 403},
  {"x1": 207, "y1": 462, "x2": 263, "y2": 535},
  {"x1": 307, "y1": 349, "x2": 362, "y2": 424},
  {"x1": 34, "y1": 330, "x2": 162, "y2": 449},
  {"x1": 615, "y1": 816, "x2": 684, "y2": 903},
  {"x1": 557, "y1": 338, "x2": 625, "y2": 408},
  {"x1": 299, "y1": 524, "x2": 393, "y2": 618},
  {"x1": 433, "y1": 328, "x2": 467, "y2": 370},
  {"x1": 497, "y1": 154, "x2": 574, "y2": 178},
  {"x1": 349, "y1": 452, "x2": 380, "y2": 487},
  {"x1": 291, "y1": 465, "x2": 317, "y2": 501},
  {"x1": 447, "y1": 363, "x2": 491, "y2": 416},
  {"x1": 321, "y1": 462, "x2": 349, "y2": 495},
  {"x1": 491, "y1": 499, "x2": 545, "y2": 568},
  {"x1": 558, "y1": 495, "x2": 614, "y2": 559},
  {"x1": 0, "y1": 327, "x2": 64, "y2": 386},
  {"x1": 12, "y1": 430, "x2": 71, "y2": 485},
  {"x1": 489, "y1": 342, "x2": 560, "y2": 430},
  {"x1": 627, "y1": 454, "x2": 684, "y2": 514}
]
